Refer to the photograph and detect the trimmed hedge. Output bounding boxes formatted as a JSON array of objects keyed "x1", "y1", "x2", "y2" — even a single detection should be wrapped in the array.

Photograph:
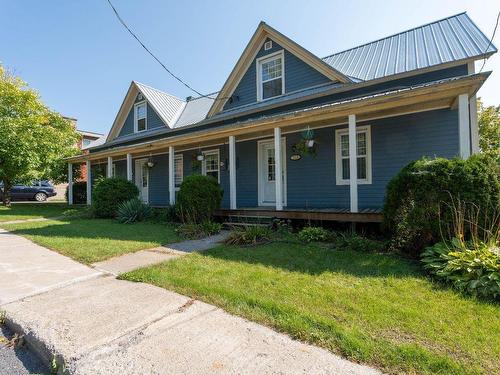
[
  {"x1": 92, "y1": 178, "x2": 139, "y2": 218},
  {"x1": 383, "y1": 154, "x2": 499, "y2": 257},
  {"x1": 65, "y1": 181, "x2": 87, "y2": 204},
  {"x1": 176, "y1": 175, "x2": 223, "y2": 223}
]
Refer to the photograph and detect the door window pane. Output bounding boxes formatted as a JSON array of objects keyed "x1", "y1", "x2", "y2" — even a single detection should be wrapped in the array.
[{"x1": 267, "y1": 148, "x2": 275, "y2": 181}]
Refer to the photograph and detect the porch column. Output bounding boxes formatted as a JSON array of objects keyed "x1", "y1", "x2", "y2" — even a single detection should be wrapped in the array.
[
  {"x1": 348, "y1": 114, "x2": 358, "y2": 213},
  {"x1": 169, "y1": 146, "x2": 175, "y2": 205},
  {"x1": 107, "y1": 156, "x2": 113, "y2": 178},
  {"x1": 126, "y1": 153, "x2": 133, "y2": 181},
  {"x1": 67, "y1": 163, "x2": 73, "y2": 205},
  {"x1": 458, "y1": 93, "x2": 471, "y2": 159},
  {"x1": 468, "y1": 62, "x2": 479, "y2": 154},
  {"x1": 274, "y1": 127, "x2": 283, "y2": 211},
  {"x1": 86, "y1": 160, "x2": 91, "y2": 205},
  {"x1": 229, "y1": 136, "x2": 237, "y2": 209}
]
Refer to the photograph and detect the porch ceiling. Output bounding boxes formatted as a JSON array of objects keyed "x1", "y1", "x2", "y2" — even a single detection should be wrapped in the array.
[{"x1": 67, "y1": 72, "x2": 488, "y2": 163}]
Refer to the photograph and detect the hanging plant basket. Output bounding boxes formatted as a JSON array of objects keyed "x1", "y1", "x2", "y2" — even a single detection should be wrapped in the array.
[{"x1": 292, "y1": 139, "x2": 317, "y2": 157}]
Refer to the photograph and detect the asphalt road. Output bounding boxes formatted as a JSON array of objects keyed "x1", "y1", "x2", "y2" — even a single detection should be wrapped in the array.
[{"x1": 0, "y1": 326, "x2": 48, "y2": 375}]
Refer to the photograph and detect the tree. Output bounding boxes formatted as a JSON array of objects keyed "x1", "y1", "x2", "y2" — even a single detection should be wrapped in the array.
[
  {"x1": 477, "y1": 98, "x2": 500, "y2": 158},
  {"x1": 0, "y1": 66, "x2": 80, "y2": 206}
]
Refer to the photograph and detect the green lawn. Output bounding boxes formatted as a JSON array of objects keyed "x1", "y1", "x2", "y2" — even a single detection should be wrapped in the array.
[
  {"x1": 0, "y1": 203, "x2": 83, "y2": 222},
  {"x1": 1, "y1": 218, "x2": 179, "y2": 264},
  {"x1": 122, "y1": 242, "x2": 500, "y2": 375}
]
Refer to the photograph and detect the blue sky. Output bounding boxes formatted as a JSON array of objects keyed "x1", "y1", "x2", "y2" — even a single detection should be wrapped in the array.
[{"x1": 2, "y1": 0, "x2": 499, "y2": 134}]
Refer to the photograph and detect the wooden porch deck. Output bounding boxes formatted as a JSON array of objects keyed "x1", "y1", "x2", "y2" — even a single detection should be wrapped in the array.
[{"x1": 215, "y1": 207, "x2": 383, "y2": 223}]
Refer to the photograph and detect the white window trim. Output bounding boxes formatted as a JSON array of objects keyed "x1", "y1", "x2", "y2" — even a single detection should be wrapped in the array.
[
  {"x1": 335, "y1": 125, "x2": 372, "y2": 185},
  {"x1": 256, "y1": 50, "x2": 285, "y2": 102},
  {"x1": 202, "y1": 149, "x2": 220, "y2": 183},
  {"x1": 174, "y1": 154, "x2": 183, "y2": 191},
  {"x1": 134, "y1": 101, "x2": 148, "y2": 133}
]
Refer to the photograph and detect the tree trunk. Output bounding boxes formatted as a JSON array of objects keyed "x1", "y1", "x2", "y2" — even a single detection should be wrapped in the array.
[{"x1": 2, "y1": 179, "x2": 12, "y2": 207}]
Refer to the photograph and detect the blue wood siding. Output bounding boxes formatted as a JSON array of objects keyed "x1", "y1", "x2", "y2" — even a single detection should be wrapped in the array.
[
  {"x1": 113, "y1": 160, "x2": 127, "y2": 179},
  {"x1": 118, "y1": 94, "x2": 167, "y2": 138},
  {"x1": 148, "y1": 154, "x2": 169, "y2": 206},
  {"x1": 224, "y1": 38, "x2": 332, "y2": 111}
]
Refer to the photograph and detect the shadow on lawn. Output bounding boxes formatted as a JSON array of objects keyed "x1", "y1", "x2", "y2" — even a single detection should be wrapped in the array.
[
  {"x1": 2, "y1": 218, "x2": 177, "y2": 244},
  {"x1": 200, "y1": 241, "x2": 421, "y2": 278}
]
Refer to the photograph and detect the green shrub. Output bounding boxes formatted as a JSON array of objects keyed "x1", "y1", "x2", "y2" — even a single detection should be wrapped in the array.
[
  {"x1": 176, "y1": 175, "x2": 223, "y2": 224},
  {"x1": 65, "y1": 181, "x2": 87, "y2": 204},
  {"x1": 421, "y1": 239, "x2": 500, "y2": 300},
  {"x1": 116, "y1": 198, "x2": 152, "y2": 224},
  {"x1": 384, "y1": 154, "x2": 500, "y2": 257},
  {"x1": 92, "y1": 178, "x2": 139, "y2": 218},
  {"x1": 225, "y1": 226, "x2": 273, "y2": 246},
  {"x1": 150, "y1": 206, "x2": 178, "y2": 223},
  {"x1": 297, "y1": 226, "x2": 331, "y2": 243},
  {"x1": 176, "y1": 220, "x2": 222, "y2": 239},
  {"x1": 332, "y1": 231, "x2": 386, "y2": 252}
]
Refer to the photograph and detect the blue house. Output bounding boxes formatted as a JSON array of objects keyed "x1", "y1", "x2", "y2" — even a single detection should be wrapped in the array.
[{"x1": 67, "y1": 13, "x2": 496, "y2": 222}]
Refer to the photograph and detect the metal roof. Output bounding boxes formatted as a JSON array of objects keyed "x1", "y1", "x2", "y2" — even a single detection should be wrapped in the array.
[
  {"x1": 134, "y1": 81, "x2": 185, "y2": 127},
  {"x1": 174, "y1": 95, "x2": 216, "y2": 128},
  {"x1": 322, "y1": 12, "x2": 497, "y2": 81}
]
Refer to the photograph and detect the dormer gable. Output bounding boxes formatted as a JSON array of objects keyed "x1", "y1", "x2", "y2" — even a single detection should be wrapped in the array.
[
  {"x1": 207, "y1": 22, "x2": 351, "y2": 117},
  {"x1": 106, "y1": 81, "x2": 185, "y2": 142}
]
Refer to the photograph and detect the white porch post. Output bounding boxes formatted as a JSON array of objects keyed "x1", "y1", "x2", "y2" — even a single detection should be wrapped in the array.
[
  {"x1": 348, "y1": 114, "x2": 358, "y2": 213},
  {"x1": 229, "y1": 136, "x2": 237, "y2": 210},
  {"x1": 107, "y1": 156, "x2": 113, "y2": 178},
  {"x1": 67, "y1": 163, "x2": 73, "y2": 205},
  {"x1": 169, "y1": 146, "x2": 175, "y2": 205},
  {"x1": 458, "y1": 93, "x2": 471, "y2": 159},
  {"x1": 274, "y1": 127, "x2": 283, "y2": 211},
  {"x1": 126, "y1": 153, "x2": 133, "y2": 181},
  {"x1": 86, "y1": 160, "x2": 92, "y2": 205},
  {"x1": 468, "y1": 62, "x2": 479, "y2": 154}
]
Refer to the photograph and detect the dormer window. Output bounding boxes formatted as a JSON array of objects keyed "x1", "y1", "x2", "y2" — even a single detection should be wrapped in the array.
[
  {"x1": 257, "y1": 50, "x2": 284, "y2": 101},
  {"x1": 134, "y1": 101, "x2": 147, "y2": 132}
]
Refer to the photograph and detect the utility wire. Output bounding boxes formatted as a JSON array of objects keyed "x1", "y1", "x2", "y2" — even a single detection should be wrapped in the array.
[
  {"x1": 479, "y1": 10, "x2": 500, "y2": 73},
  {"x1": 105, "y1": 0, "x2": 219, "y2": 100}
]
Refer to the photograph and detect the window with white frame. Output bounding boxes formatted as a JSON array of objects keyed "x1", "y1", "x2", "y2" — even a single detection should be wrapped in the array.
[
  {"x1": 202, "y1": 150, "x2": 220, "y2": 182},
  {"x1": 335, "y1": 126, "x2": 372, "y2": 185},
  {"x1": 134, "y1": 102, "x2": 147, "y2": 132},
  {"x1": 174, "y1": 155, "x2": 183, "y2": 189},
  {"x1": 257, "y1": 51, "x2": 284, "y2": 101}
]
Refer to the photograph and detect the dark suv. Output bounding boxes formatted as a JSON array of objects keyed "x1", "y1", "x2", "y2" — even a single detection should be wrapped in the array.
[{"x1": 0, "y1": 181, "x2": 57, "y2": 202}]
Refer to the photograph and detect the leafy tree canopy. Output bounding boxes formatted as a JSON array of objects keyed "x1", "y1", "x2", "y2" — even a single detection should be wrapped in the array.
[
  {"x1": 0, "y1": 65, "x2": 80, "y2": 205},
  {"x1": 478, "y1": 98, "x2": 500, "y2": 159}
]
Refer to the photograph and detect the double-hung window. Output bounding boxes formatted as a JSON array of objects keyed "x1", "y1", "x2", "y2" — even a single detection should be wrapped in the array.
[
  {"x1": 174, "y1": 155, "x2": 183, "y2": 190},
  {"x1": 134, "y1": 102, "x2": 147, "y2": 132},
  {"x1": 257, "y1": 50, "x2": 284, "y2": 101},
  {"x1": 335, "y1": 126, "x2": 372, "y2": 185},
  {"x1": 202, "y1": 150, "x2": 220, "y2": 183}
]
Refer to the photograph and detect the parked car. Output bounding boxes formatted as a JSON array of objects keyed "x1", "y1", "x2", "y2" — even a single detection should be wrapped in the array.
[{"x1": 0, "y1": 181, "x2": 56, "y2": 202}]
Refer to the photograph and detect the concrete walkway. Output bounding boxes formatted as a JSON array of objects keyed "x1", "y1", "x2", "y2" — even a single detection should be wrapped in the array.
[
  {"x1": 0, "y1": 229, "x2": 381, "y2": 375},
  {"x1": 92, "y1": 231, "x2": 230, "y2": 275}
]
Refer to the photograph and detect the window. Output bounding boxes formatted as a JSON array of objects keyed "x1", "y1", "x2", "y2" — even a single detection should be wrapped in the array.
[
  {"x1": 335, "y1": 126, "x2": 372, "y2": 185},
  {"x1": 202, "y1": 150, "x2": 220, "y2": 183},
  {"x1": 82, "y1": 138, "x2": 92, "y2": 147},
  {"x1": 134, "y1": 102, "x2": 147, "y2": 132},
  {"x1": 264, "y1": 40, "x2": 273, "y2": 50},
  {"x1": 257, "y1": 51, "x2": 284, "y2": 101},
  {"x1": 174, "y1": 155, "x2": 183, "y2": 189},
  {"x1": 267, "y1": 148, "x2": 275, "y2": 181},
  {"x1": 112, "y1": 163, "x2": 116, "y2": 178}
]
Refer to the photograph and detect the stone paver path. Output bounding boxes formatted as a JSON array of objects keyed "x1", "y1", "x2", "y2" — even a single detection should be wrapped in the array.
[{"x1": 0, "y1": 228, "x2": 381, "y2": 375}]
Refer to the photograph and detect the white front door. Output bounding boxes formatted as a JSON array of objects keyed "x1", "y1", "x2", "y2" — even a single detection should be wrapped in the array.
[
  {"x1": 134, "y1": 159, "x2": 149, "y2": 203},
  {"x1": 258, "y1": 139, "x2": 286, "y2": 206}
]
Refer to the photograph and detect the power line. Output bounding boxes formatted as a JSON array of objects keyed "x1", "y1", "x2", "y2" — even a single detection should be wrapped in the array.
[
  {"x1": 105, "y1": 0, "x2": 217, "y2": 100},
  {"x1": 479, "y1": 10, "x2": 500, "y2": 73}
]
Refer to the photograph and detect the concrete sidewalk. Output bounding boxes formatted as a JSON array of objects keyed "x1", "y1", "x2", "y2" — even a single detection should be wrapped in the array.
[{"x1": 0, "y1": 229, "x2": 381, "y2": 375}]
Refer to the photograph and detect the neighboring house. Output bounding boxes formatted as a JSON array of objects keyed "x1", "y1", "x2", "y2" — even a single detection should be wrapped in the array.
[{"x1": 67, "y1": 13, "x2": 496, "y2": 222}]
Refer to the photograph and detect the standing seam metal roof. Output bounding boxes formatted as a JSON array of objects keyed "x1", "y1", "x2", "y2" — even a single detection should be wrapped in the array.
[
  {"x1": 322, "y1": 13, "x2": 497, "y2": 81},
  {"x1": 134, "y1": 81, "x2": 185, "y2": 127}
]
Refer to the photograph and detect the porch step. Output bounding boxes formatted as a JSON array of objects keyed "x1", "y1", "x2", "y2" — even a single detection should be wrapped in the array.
[
  {"x1": 222, "y1": 214, "x2": 274, "y2": 227},
  {"x1": 222, "y1": 222, "x2": 268, "y2": 228}
]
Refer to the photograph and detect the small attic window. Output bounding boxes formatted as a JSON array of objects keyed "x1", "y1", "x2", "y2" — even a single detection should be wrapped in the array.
[
  {"x1": 264, "y1": 40, "x2": 272, "y2": 50},
  {"x1": 134, "y1": 101, "x2": 147, "y2": 132}
]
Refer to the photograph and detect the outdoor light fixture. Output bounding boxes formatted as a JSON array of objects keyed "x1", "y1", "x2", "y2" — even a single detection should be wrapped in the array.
[{"x1": 147, "y1": 153, "x2": 155, "y2": 168}]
